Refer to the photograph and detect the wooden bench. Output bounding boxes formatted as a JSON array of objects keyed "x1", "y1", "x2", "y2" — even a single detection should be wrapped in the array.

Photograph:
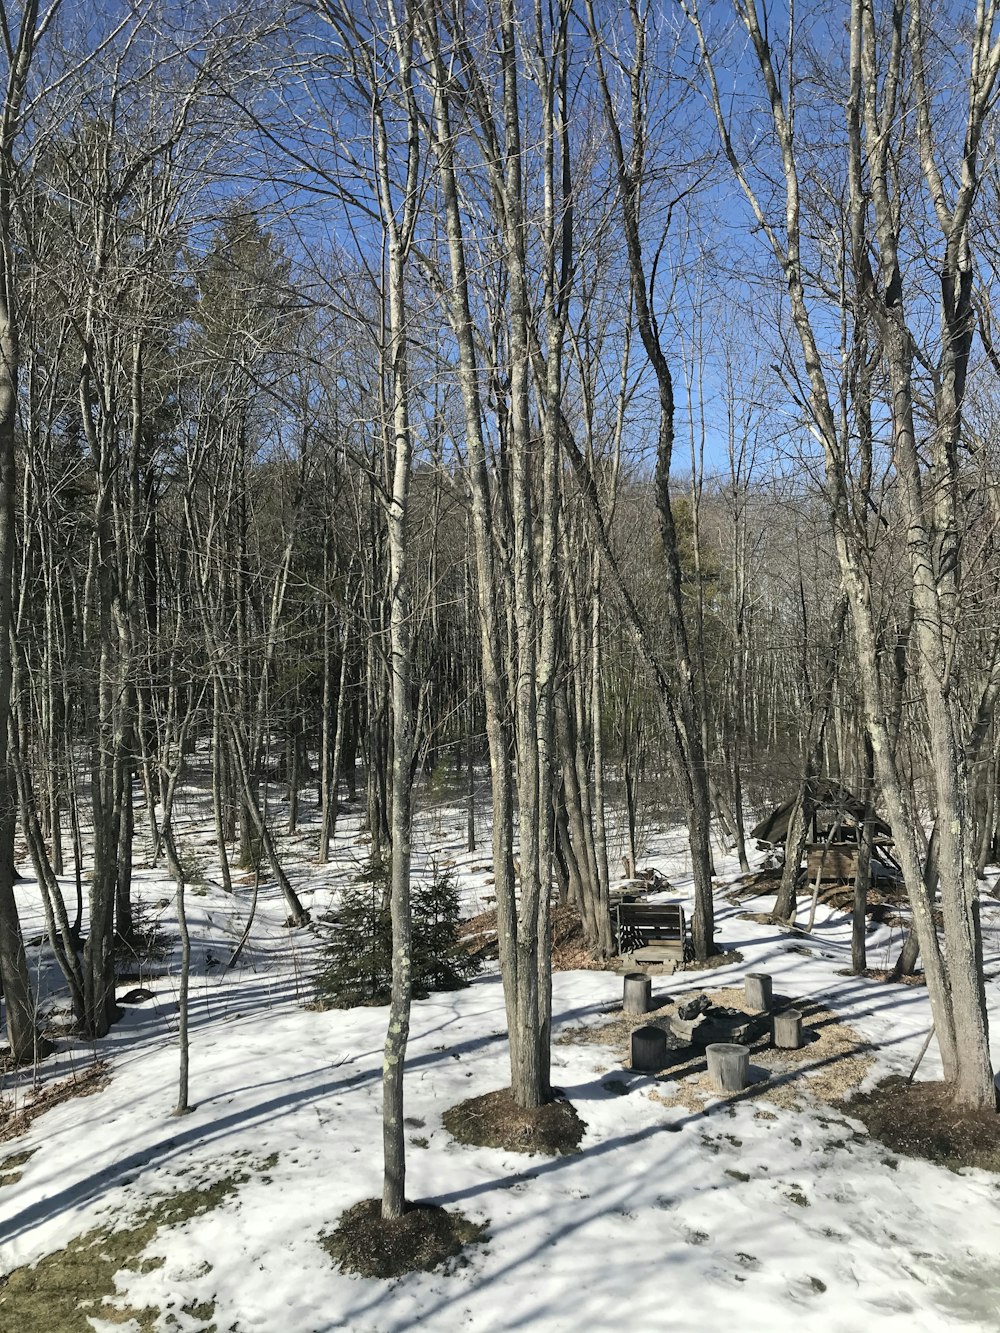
[{"x1": 613, "y1": 901, "x2": 688, "y2": 962}]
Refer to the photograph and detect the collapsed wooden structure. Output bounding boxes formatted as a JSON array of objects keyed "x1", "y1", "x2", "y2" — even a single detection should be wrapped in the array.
[{"x1": 751, "y1": 778, "x2": 903, "y2": 884}]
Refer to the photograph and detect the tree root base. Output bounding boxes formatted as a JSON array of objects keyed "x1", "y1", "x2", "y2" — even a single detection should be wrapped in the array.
[
  {"x1": 846, "y1": 1077, "x2": 1000, "y2": 1171},
  {"x1": 321, "y1": 1198, "x2": 487, "y2": 1278},
  {"x1": 443, "y1": 1085, "x2": 585, "y2": 1155}
]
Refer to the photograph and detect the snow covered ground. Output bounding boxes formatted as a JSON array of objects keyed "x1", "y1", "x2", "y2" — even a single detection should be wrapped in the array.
[{"x1": 4, "y1": 793, "x2": 1000, "y2": 1332}]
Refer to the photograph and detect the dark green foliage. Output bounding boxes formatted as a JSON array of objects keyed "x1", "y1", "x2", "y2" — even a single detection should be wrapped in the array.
[
  {"x1": 314, "y1": 863, "x2": 392, "y2": 1008},
  {"x1": 411, "y1": 867, "x2": 478, "y2": 995},
  {"x1": 314, "y1": 860, "x2": 479, "y2": 1008}
]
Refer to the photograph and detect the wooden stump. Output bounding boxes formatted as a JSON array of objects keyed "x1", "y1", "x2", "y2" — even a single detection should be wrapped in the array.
[
  {"x1": 706, "y1": 1042, "x2": 750, "y2": 1092},
  {"x1": 631, "y1": 1025, "x2": 667, "y2": 1072},
  {"x1": 744, "y1": 972, "x2": 773, "y2": 1012},
  {"x1": 773, "y1": 1008, "x2": 803, "y2": 1049},
  {"x1": 623, "y1": 972, "x2": 651, "y2": 1016}
]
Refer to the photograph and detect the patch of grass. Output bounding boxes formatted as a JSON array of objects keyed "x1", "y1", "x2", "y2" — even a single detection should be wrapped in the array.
[
  {"x1": 0, "y1": 1155, "x2": 275, "y2": 1332},
  {"x1": 443, "y1": 1087, "x2": 585, "y2": 1156},
  {"x1": 321, "y1": 1198, "x2": 487, "y2": 1280},
  {"x1": 1, "y1": 1146, "x2": 37, "y2": 1172},
  {"x1": 181, "y1": 1297, "x2": 217, "y2": 1322},
  {"x1": 0, "y1": 1146, "x2": 38, "y2": 1186},
  {"x1": 845, "y1": 1077, "x2": 1000, "y2": 1173}
]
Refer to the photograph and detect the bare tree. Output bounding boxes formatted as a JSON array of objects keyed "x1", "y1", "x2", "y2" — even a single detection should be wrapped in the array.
[
  {"x1": 571, "y1": 0, "x2": 717, "y2": 957},
  {"x1": 0, "y1": 0, "x2": 61, "y2": 1063},
  {"x1": 686, "y1": 0, "x2": 1000, "y2": 1107}
]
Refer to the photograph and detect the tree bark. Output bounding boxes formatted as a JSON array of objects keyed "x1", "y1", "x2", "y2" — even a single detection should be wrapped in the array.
[{"x1": 0, "y1": 0, "x2": 53, "y2": 1063}]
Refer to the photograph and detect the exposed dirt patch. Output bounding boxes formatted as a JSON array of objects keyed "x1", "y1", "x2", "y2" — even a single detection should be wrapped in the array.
[
  {"x1": 726, "y1": 869, "x2": 908, "y2": 918},
  {"x1": 443, "y1": 1086, "x2": 585, "y2": 1155},
  {"x1": 677, "y1": 949, "x2": 744, "y2": 973},
  {"x1": 550, "y1": 905, "x2": 611, "y2": 971},
  {"x1": 460, "y1": 905, "x2": 611, "y2": 971},
  {"x1": 458, "y1": 907, "x2": 499, "y2": 963},
  {"x1": 736, "y1": 911, "x2": 791, "y2": 928},
  {"x1": 859, "y1": 968, "x2": 926, "y2": 987},
  {"x1": 844, "y1": 1077, "x2": 1000, "y2": 1172},
  {"x1": 1, "y1": 1061, "x2": 111, "y2": 1142},
  {"x1": 725, "y1": 869, "x2": 783, "y2": 900},
  {"x1": 558, "y1": 992, "x2": 682, "y2": 1059},
  {"x1": 817, "y1": 883, "x2": 907, "y2": 912},
  {"x1": 884, "y1": 909, "x2": 943, "y2": 931},
  {"x1": 560, "y1": 986, "x2": 873, "y2": 1113},
  {"x1": 0, "y1": 1154, "x2": 273, "y2": 1331},
  {"x1": 321, "y1": 1198, "x2": 487, "y2": 1279}
]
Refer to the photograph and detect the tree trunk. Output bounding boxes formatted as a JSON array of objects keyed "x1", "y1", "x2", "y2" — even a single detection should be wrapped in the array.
[
  {"x1": 0, "y1": 1, "x2": 49, "y2": 1063},
  {"x1": 851, "y1": 739, "x2": 876, "y2": 975},
  {"x1": 211, "y1": 680, "x2": 233, "y2": 893},
  {"x1": 320, "y1": 627, "x2": 349, "y2": 863},
  {"x1": 420, "y1": 16, "x2": 548, "y2": 1109},
  {"x1": 686, "y1": 0, "x2": 999, "y2": 1106},
  {"x1": 164, "y1": 822, "x2": 192, "y2": 1116}
]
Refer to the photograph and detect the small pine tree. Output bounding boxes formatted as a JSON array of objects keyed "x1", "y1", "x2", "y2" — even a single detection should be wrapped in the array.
[
  {"x1": 411, "y1": 865, "x2": 480, "y2": 995},
  {"x1": 314, "y1": 860, "x2": 479, "y2": 1008}
]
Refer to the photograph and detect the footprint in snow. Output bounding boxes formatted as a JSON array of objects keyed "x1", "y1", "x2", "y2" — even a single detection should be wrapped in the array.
[{"x1": 735, "y1": 1252, "x2": 761, "y2": 1270}]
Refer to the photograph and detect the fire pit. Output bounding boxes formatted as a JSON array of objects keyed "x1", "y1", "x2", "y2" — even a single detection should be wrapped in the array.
[{"x1": 669, "y1": 995, "x2": 769, "y2": 1048}]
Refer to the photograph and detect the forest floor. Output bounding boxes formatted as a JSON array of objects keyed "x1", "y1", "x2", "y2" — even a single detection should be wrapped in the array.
[{"x1": 4, "y1": 781, "x2": 1000, "y2": 1331}]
